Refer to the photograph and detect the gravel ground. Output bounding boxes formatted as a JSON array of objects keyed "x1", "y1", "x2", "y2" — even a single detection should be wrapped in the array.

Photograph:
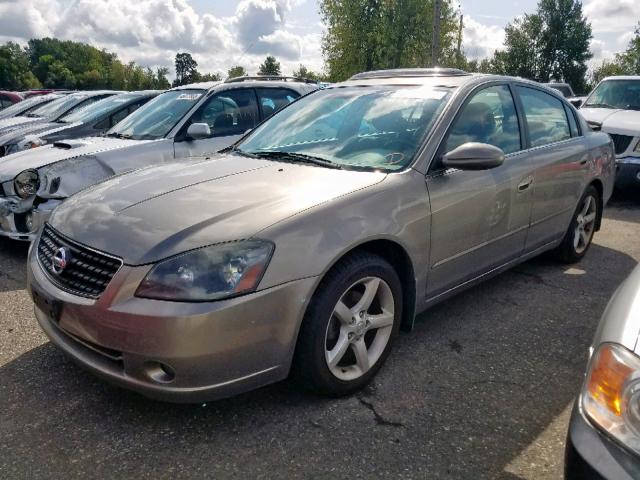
[{"x1": 1, "y1": 192, "x2": 639, "y2": 480}]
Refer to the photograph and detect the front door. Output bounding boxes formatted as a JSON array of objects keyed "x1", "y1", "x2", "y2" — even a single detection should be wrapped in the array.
[
  {"x1": 425, "y1": 84, "x2": 534, "y2": 297},
  {"x1": 173, "y1": 88, "x2": 260, "y2": 158}
]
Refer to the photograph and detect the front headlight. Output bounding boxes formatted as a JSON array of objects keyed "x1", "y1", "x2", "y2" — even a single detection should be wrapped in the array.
[
  {"x1": 13, "y1": 169, "x2": 40, "y2": 199},
  {"x1": 135, "y1": 240, "x2": 274, "y2": 301},
  {"x1": 22, "y1": 137, "x2": 47, "y2": 150},
  {"x1": 634, "y1": 139, "x2": 640, "y2": 152},
  {"x1": 582, "y1": 342, "x2": 640, "y2": 455},
  {"x1": 4, "y1": 144, "x2": 18, "y2": 156}
]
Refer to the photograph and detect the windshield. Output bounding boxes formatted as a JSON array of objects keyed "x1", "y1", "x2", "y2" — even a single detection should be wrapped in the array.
[
  {"x1": 60, "y1": 94, "x2": 137, "y2": 124},
  {"x1": 0, "y1": 95, "x2": 59, "y2": 117},
  {"x1": 107, "y1": 89, "x2": 204, "y2": 140},
  {"x1": 28, "y1": 94, "x2": 89, "y2": 119},
  {"x1": 584, "y1": 79, "x2": 640, "y2": 109},
  {"x1": 237, "y1": 85, "x2": 452, "y2": 171}
]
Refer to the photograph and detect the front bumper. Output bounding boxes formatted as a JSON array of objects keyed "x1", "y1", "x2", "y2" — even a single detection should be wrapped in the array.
[
  {"x1": 615, "y1": 157, "x2": 640, "y2": 190},
  {"x1": 0, "y1": 198, "x2": 60, "y2": 242},
  {"x1": 565, "y1": 400, "x2": 640, "y2": 479},
  {"x1": 28, "y1": 243, "x2": 317, "y2": 403}
]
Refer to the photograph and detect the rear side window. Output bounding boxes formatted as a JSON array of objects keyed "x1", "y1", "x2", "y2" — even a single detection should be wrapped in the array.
[
  {"x1": 256, "y1": 88, "x2": 299, "y2": 119},
  {"x1": 445, "y1": 85, "x2": 521, "y2": 154},
  {"x1": 516, "y1": 87, "x2": 571, "y2": 147}
]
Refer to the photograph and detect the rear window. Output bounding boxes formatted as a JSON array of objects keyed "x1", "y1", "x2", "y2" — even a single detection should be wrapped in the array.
[{"x1": 516, "y1": 87, "x2": 571, "y2": 147}]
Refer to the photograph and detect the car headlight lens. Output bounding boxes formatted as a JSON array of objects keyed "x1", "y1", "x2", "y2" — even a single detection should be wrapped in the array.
[
  {"x1": 135, "y1": 240, "x2": 274, "y2": 301},
  {"x1": 582, "y1": 342, "x2": 640, "y2": 455},
  {"x1": 13, "y1": 169, "x2": 40, "y2": 199},
  {"x1": 23, "y1": 137, "x2": 47, "y2": 150},
  {"x1": 634, "y1": 139, "x2": 640, "y2": 152},
  {"x1": 4, "y1": 144, "x2": 18, "y2": 155}
]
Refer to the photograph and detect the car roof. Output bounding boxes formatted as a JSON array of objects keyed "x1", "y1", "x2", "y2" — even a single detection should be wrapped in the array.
[
  {"x1": 600, "y1": 76, "x2": 640, "y2": 81},
  {"x1": 334, "y1": 70, "x2": 560, "y2": 93},
  {"x1": 67, "y1": 90, "x2": 125, "y2": 97},
  {"x1": 170, "y1": 81, "x2": 221, "y2": 91},
  {"x1": 122, "y1": 90, "x2": 164, "y2": 98}
]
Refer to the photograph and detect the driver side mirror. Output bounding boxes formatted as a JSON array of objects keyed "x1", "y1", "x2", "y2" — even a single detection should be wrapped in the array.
[
  {"x1": 442, "y1": 142, "x2": 505, "y2": 170},
  {"x1": 186, "y1": 123, "x2": 211, "y2": 140}
]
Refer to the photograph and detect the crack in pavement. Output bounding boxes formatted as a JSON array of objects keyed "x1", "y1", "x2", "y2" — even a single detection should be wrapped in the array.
[{"x1": 356, "y1": 396, "x2": 404, "y2": 428}]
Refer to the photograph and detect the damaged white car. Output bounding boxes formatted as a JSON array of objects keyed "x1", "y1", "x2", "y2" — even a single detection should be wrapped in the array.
[
  {"x1": 580, "y1": 76, "x2": 640, "y2": 190},
  {"x1": 0, "y1": 77, "x2": 318, "y2": 240}
]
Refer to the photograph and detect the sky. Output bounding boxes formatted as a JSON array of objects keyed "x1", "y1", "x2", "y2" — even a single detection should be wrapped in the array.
[{"x1": 0, "y1": 0, "x2": 637, "y2": 79}]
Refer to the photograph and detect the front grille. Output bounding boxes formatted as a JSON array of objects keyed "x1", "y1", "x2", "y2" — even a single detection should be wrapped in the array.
[
  {"x1": 610, "y1": 134, "x2": 633, "y2": 155},
  {"x1": 37, "y1": 224, "x2": 122, "y2": 298}
]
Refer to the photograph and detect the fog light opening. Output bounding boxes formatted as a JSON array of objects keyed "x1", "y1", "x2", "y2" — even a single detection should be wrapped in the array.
[{"x1": 144, "y1": 361, "x2": 176, "y2": 384}]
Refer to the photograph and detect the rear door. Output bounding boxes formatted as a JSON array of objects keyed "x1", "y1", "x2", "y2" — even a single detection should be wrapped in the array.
[
  {"x1": 513, "y1": 85, "x2": 588, "y2": 251},
  {"x1": 425, "y1": 83, "x2": 535, "y2": 297},
  {"x1": 173, "y1": 88, "x2": 260, "y2": 157}
]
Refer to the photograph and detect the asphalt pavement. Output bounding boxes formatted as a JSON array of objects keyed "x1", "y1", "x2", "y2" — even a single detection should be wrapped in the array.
[{"x1": 1, "y1": 193, "x2": 639, "y2": 479}]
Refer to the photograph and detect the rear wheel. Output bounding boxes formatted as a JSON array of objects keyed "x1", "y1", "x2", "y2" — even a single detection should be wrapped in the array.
[
  {"x1": 554, "y1": 185, "x2": 600, "y2": 263},
  {"x1": 292, "y1": 253, "x2": 402, "y2": 396}
]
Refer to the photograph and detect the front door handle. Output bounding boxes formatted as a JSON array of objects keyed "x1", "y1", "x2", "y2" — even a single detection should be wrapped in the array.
[{"x1": 518, "y1": 176, "x2": 533, "y2": 192}]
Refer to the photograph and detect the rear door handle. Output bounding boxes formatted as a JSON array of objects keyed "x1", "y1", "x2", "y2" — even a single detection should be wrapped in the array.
[{"x1": 518, "y1": 176, "x2": 533, "y2": 192}]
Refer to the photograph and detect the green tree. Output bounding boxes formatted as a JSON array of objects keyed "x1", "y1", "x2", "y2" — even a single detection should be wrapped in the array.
[
  {"x1": 258, "y1": 55, "x2": 281, "y2": 76},
  {"x1": 0, "y1": 42, "x2": 33, "y2": 89},
  {"x1": 489, "y1": 0, "x2": 592, "y2": 91},
  {"x1": 616, "y1": 23, "x2": 640, "y2": 73},
  {"x1": 155, "y1": 67, "x2": 171, "y2": 89},
  {"x1": 292, "y1": 64, "x2": 325, "y2": 81},
  {"x1": 197, "y1": 72, "x2": 222, "y2": 82},
  {"x1": 227, "y1": 65, "x2": 247, "y2": 79},
  {"x1": 174, "y1": 52, "x2": 199, "y2": 86},
  {"x1": 320, "y1": 0, "x2": 459, "y2": 81},
  {"x1": 45, "y1": 61, "x2": 76, "y2": 88},
  {"x1": 537, "y1": 0, "x2": 592, "y2": 92},
  {"x1": 590, "y1": 60, "x2": 627, "y2": 85}
]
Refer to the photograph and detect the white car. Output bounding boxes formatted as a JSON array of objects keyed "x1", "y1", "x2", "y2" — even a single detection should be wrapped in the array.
[{"x1": 580, "y1": 76, "x2": 640, "y2": 190}]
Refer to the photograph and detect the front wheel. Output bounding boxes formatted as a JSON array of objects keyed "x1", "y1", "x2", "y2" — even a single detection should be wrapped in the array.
[
  {"x1": 554, "y1": 186, "x2": 600, "y2": 263},
  {"x1": 292, "y1": 252, "x2": 402, "y2": 396}
]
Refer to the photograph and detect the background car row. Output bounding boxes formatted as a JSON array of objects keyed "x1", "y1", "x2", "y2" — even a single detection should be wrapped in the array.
[{"x1": 0, "y1": 76, "x2": 318, "y2": 240}]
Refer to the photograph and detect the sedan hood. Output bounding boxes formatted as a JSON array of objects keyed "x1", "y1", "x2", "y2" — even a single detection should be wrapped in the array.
[
  {"x1": 0, "y1": 136, "x2": 145, "y2": 182},
  {"x1": 0, "y1": 121, "x2": 75, "y2": 147},
  {"x1": 50, "y1": 154, "x2": 387, "y2": 265}
]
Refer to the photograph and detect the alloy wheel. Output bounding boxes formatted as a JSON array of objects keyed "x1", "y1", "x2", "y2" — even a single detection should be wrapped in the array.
[
  {"x1": 324, "y1": 276, "x2": 395, "y2": 381},
  {"x1": 574, "y1": 195, "x2": 597, "y2": 254}
]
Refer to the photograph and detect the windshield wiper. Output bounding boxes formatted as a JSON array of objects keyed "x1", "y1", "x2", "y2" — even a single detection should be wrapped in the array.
[
  {"x1": 250, "y1": 150, "x2": 342, "y2": 169},
  {"x1": 584, "y1": 103, "x2": 616, "y2": 109}
]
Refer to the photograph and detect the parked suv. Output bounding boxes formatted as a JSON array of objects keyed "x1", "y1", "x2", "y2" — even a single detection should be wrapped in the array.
[
  {"x1": 580, "y1": 76, "x2": 640, "y2": 190},
  {"x1": 27, "y1": 69, "x2": 615, "y2": 402},
  {"x1": 0, "y1": 78, "x2": 317, "y2": 240},
  {"x1": 0, "y1": 90, "x2": 161, "y2": 157}
]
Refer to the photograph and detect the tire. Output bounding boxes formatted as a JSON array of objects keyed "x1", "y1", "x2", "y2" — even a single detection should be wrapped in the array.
[
  {"x1": 553, "y1": 185, "x2": 600, "y2": 264},
  {"x1": 292, "y1": 252, "x2": 402, "y2": 396}
]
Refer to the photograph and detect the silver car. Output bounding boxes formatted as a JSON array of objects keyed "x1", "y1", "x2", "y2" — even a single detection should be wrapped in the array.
[
  {"x1": 0, "y1": 78, "x2": 317, "y2": 241},
  {"x1": 27, "y1": 68, "x2": 616, "y2": 402},
  {"x1": 565, "y1": 265, "x2": 640, "y2": 479}
]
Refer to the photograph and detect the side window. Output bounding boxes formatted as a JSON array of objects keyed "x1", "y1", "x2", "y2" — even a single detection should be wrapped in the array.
[
  {"x1": 445, "y1": 85, "x2": 521, "y2": 155},
  {"x1": 256, "y1": 88, "x2": 299, "y2": 119},
  {"x1": 516, "y1": 86, "x2": 571, "y2": 147},
  {"x1": 190, "y1": 89, "x2": 259, "y2": 138},
  {"x1": 564, "y1": 104, "x2": 580, "y2": 137},
  {"x1": 64, "y1": 96, "x2": 104, "y2": 116},
  {"x1": 110, "y1": 107, "x2": 130, "y2": 127}
]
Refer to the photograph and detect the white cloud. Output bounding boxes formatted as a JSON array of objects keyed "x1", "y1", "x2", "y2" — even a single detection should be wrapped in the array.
[
  {"x1": 462, "y1": 16, "x2": 505, "y2": 59},
  {"x1": 588, "y1": 38, "x2": 615, "y2": 67},
  {"x1": 0, "y1": 0, "x2": 324, "y2": 78},
  {"x1": 584, "y1": 0, "x2": 637, "y2": 34}
]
